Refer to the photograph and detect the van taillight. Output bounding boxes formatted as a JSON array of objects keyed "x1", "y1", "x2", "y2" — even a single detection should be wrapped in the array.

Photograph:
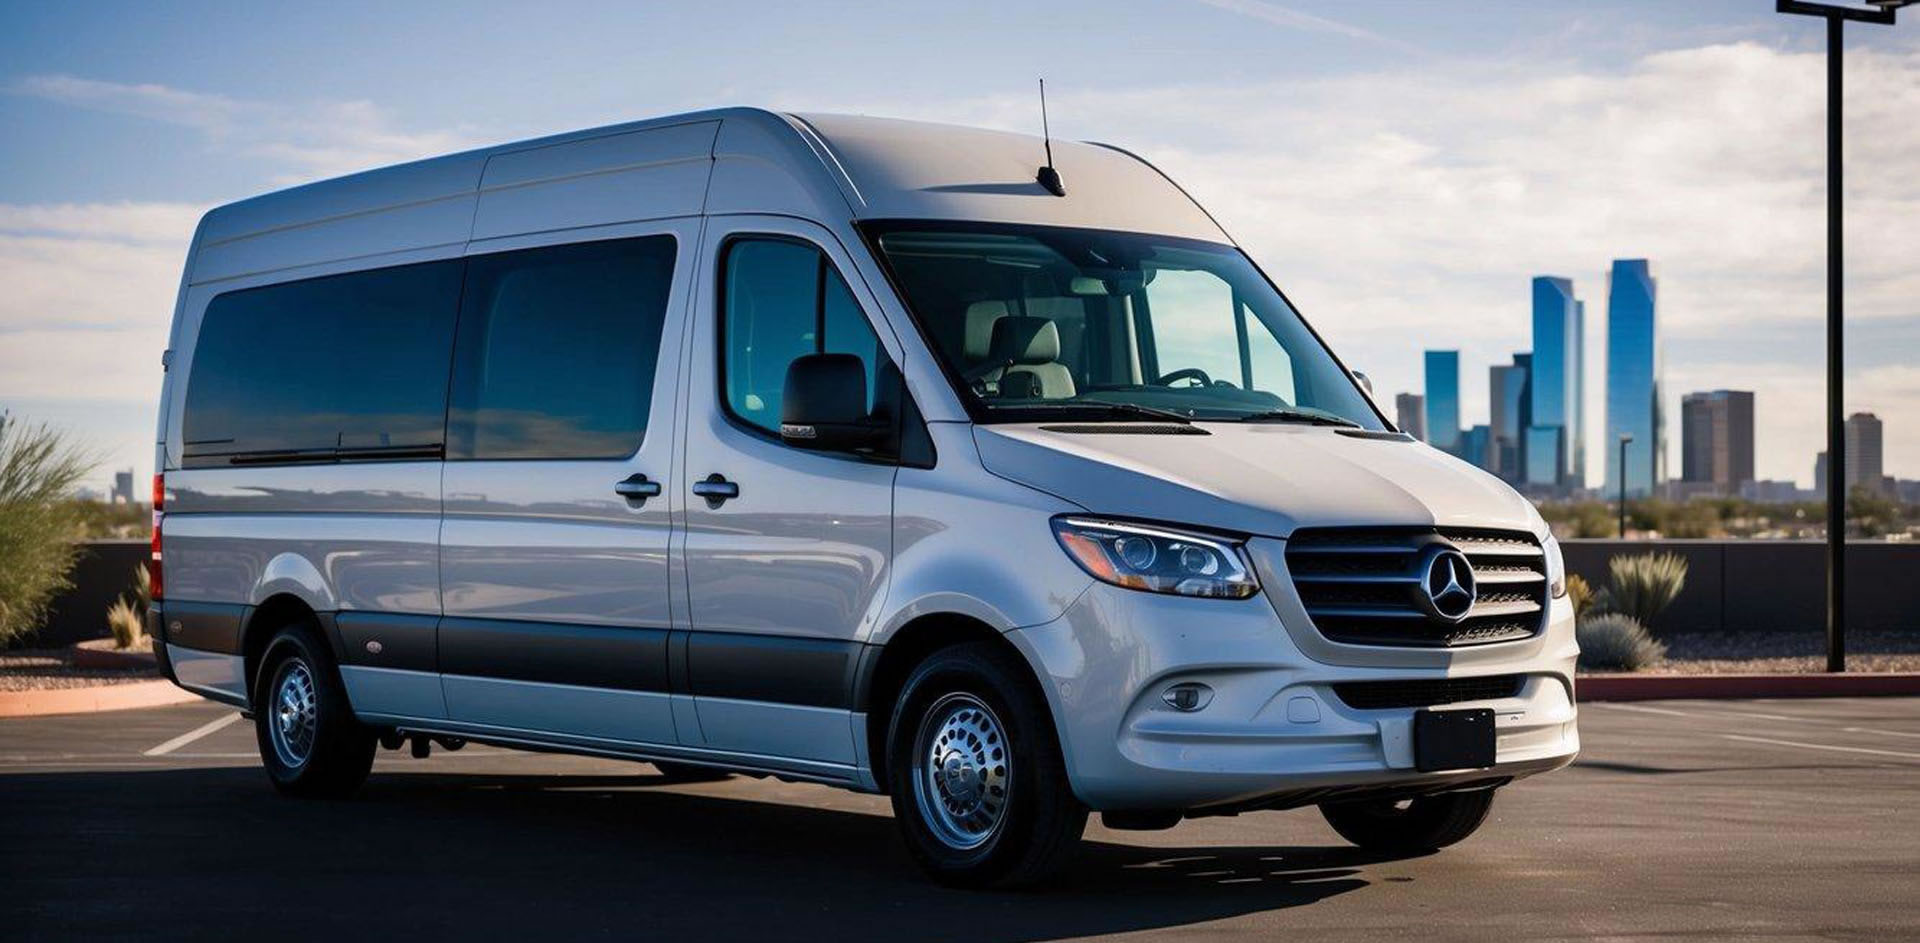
[{"x1": 149, "y1": 473, "x2": 164, "y2": 601}]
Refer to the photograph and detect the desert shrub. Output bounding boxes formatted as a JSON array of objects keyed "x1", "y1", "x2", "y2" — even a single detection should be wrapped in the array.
[
  {"x1": 1605, "y1": 551, "x2": 1688, "y2": 628},
  {"x1": 129, "y1": 563, "x2": 152, "y2": 619},
  {"x1": 1567, "y1": 573, "x2": 1596, "y2": 618},
  {"x1": 1576, "y1": 612, "x2": 1666, "y2": 672},
  {"x1": 106, "y1": 597, "x2": 145, "y2": 649},
  {"x1": 0, "y1": 415, "x2": 97, "y2": 645}
]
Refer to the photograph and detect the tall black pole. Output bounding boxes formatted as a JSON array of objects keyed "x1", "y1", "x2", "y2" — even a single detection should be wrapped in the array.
[
  {"x1": 1824, "y1": 13, "x2": 1846, "y2": 673},
  {"x1": 1618, "y1": 436, "x2": 1631, "y2": 538}
]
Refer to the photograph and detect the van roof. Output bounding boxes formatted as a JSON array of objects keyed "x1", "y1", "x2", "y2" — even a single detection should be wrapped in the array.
[{"x1": 187, "y1": 108, "x2": 1230, "y2": 286}]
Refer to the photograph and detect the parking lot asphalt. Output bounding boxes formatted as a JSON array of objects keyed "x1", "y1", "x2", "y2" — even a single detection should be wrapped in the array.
[{"x1": 3, "y1": 696, "x2": 1917, "y2": 942}]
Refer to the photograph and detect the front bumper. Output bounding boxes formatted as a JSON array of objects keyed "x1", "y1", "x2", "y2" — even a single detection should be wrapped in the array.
[{"x1": 1006, "y1": 572, "x2": 1580, "y2": 812}]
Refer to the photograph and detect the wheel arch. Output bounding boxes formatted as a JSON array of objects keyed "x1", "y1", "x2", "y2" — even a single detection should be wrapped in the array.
[
  {"x1": 240, "y1": 594, "x2": 335, "y2": 709},
  {"x1": 857, "y1": 612, "x2": 1057, "y2": 795}
]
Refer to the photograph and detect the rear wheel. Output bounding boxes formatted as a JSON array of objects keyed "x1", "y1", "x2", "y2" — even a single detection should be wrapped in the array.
[
  {"x1": 886, "y1": 642, "x2": 1086, "y2": 888},
  {"x1": 1319, "y1": 788, "x2": 1496, "y2": 852},
  {"x1": 650, "y1": 760, "x2": 732, "y2": 783},
  {"x1": 253, "y1": 625, "x2": 375, "y2": 798}
]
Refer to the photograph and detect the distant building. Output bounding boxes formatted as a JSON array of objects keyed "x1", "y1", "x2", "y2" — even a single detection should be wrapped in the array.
[
  {"x1": 1424, "y1": 351, "x2": 1460, "y2": 454},
  {"x1": 1680, "y1": 390, "x2": 1755, "y2": 493},
  {"x1": 1604, "y1": 259, "x2": 1663, "y2": 497},
  {"x1": 1530, "y1": 276, "x2": 1582, "y2": 489},
  {"x1": 1461, "y1": 424, "x2": 1493, "y2": 473},
  {"x1": 1489, "y1": 354, "x2": 1530, "y2": 483},
  {"x1": 111, "y1": 468, "x2": 136, "y2": 505},
  {"x1": 1741, "y1": 479, "x2": 1804, "y2": 502},
  {"x1": 1395, "y1": 393, "x2": 1427, "y2": 442},
  {"x1": 1845, "y1": 412, "x2": 1884, "y2": 494},
  {"x1": 1815, "y1": 451, "x2": 1829, "y2": 494}
]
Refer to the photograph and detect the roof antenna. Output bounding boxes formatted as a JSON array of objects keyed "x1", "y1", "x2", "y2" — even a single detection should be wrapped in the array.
[{"x1": 1035, "y1": 79, "x2": 1066, "y2": 197}]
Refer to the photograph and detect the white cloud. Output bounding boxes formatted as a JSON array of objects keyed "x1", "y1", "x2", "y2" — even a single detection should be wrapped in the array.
[
  {"x1": 15, "y1": 75, "x2": 478, "y2": 182},
  {"x1": 1186, "y1": 0, "x2": 1422, "y2": 54}
]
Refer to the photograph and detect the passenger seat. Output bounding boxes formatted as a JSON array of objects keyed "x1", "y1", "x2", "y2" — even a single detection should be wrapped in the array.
[{"x1": 984, "y1": 316, "x2": 1075, "y2": 399}]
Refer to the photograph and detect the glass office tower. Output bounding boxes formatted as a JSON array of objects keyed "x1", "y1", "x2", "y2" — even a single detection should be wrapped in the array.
[
  {"x1": 1424, "y1": 350, "x2": 1461, "y2": 454},
  {"x1": 1530, "y1": 276, "x2": 1578, "y2": 489},
  {"x1": 1605, "y1": 259, "x2": 1663, "y2": 497},
  {"x1": 1395, "y1": 393, "x2": 1427, "y2": 442}
]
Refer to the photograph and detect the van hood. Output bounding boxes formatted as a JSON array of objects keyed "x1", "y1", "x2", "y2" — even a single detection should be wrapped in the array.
[{"x1": 973, "y1": 423, "x2": 1544, "y2": 539}]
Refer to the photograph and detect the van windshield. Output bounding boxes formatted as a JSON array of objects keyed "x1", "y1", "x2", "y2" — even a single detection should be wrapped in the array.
[{"x1": 868, "y1": 223, "x2": 1385, "y2": 428}]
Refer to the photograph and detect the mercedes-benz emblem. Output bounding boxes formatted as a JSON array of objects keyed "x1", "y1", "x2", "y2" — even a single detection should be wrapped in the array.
[{"x1": 1417, "y1": 546, "x2": 1477, "y2": 623}]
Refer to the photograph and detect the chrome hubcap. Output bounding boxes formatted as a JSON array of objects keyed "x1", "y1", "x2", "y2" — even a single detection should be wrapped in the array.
[
  {"x1": 269, "y1": 659, "x2": 318, "y2": 768},
  {"x1": 912, "y1": 693, "x2": 1010, "y2": 850}
]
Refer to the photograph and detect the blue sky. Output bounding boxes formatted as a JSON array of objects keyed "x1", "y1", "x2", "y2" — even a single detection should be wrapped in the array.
[{"x1": 2, "y1": 0, "x2": 1916, "y2": 492}]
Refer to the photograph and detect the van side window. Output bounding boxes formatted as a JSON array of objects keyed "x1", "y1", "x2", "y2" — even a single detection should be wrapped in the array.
[
  {"x1": 448, "y1": 236, "x2": 676, "y2": 460},
  {"x1": 721, "y1": 238, "x2": 889, "y2": 437},
  {"x1": 181, "y1": 260, "x2": 462, "y2": 465}
]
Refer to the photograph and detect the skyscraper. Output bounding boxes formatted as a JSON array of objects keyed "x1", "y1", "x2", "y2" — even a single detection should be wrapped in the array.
[
  {"x1": 1845, "y1": 412, "x2": 1885, "y2": 492},
  {"x1": 1680, "y1": 390, "x2": 1755, "y2": 491},
  {"x1": 1424, "y1": 351, "x2": 1460, "y2": 454},
  {"x1": 1605, "y1": 259, "x2": 1663, "y2": 497},
  {"x1": 1530, "y1": 276, "x2": 1580, "y2": 489},
  {"x1": 1395, "y1": 393, "x2": 1427, "y2": 442},
  {"x1": 1461, "y1": 424, "x2": 1493, "y2": 473},
  {"x1": 1489, "y1": 356, "x2": 1529, "y2": 483}
]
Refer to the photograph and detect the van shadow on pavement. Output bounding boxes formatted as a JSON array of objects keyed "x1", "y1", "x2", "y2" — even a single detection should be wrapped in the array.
[{"x1": 1, "y1": 765, "x2": 1421, "y2": 941}]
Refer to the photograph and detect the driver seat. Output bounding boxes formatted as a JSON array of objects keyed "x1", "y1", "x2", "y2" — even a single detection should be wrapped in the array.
[{"x1": 984, "y1": 316, "x2": 1075, "y2": 399}]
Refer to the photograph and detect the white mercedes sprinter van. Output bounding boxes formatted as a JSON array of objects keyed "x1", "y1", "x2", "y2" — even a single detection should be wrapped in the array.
[{"x1": 151, "y1": 108, "x2": 1578, "y2": 887}]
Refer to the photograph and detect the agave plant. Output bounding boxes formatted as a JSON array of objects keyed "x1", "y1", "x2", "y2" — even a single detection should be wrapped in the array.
[
  {"x1": 1603, "y1": 552, "x2": 1688, "y2": 629},
  {"x1": 1576, "y1": 612, "x2": 1666, "y2": 672}
]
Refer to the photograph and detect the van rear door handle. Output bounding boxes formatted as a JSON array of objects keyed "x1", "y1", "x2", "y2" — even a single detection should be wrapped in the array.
[
  {"x1": 691, "y1": 474, "x2": 739, "y2": 508},
  {"x1": 614, "y1": 473, "x2": 662, "y2": 504}
]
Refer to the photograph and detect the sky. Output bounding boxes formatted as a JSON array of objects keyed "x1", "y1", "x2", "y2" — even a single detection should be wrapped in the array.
[{"x1": 2, "y1": 0, "x2": 1916, "y2": 494}]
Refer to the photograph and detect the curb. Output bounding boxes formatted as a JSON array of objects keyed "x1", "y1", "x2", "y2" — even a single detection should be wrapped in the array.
[
  {"x1": 0, "y1": 679, "x2": 198, "y2": 718},
  {"x1": 1577, "y1": 672, "x2": 1920, "y2": 702}
]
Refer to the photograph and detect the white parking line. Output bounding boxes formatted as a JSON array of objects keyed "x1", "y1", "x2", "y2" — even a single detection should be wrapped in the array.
[
  {"x1": 143, "y1": 712, "x2": 243, "y2": 756},
  {"x1": 1689, "y1": 707, "x2": 1818, "y2": 723},
  {"x1": 1590, "y1": 703, "x2": 1692, "y2": 717},
  {"x1": 1722, "y1": 734, "x2": 1920, "y2": 761},
  {"x1": 1845, "y1": 727, "x2": 1920, "y2": 740}
]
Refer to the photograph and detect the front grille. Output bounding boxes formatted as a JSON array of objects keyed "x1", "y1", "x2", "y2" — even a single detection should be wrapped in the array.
[
  {"x1": 1331, "y1": 674, "x2": 1527, "y2": 710},
  {"x1": 1285, "y1": 527, "x2": 1548, "y2": 647}
]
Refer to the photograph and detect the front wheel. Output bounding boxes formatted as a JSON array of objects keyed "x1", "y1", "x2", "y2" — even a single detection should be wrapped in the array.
[
  {"x1": 1319, "y1": 788, "x2": 1496, "y2": 853},
  {"x1": 253, "y1": 625, "x2": 375, "y2": 798},
  {"x1": 886, "y1": 643, "x2": 1086, "y2": 888}
]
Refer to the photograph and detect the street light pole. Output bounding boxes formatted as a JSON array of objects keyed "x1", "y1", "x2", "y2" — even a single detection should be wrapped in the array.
[
  {"x1": 1618, "y1": 434, "x2": 1633, "y2": 539},
  {"x1": 1776, "y1": 0, "x2": 1907, "y2": 673}
]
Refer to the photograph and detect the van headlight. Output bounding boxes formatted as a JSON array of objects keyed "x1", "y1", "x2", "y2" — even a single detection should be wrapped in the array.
[
  {"x1": 1051, "y1": 517, "x2": 1259, "y2": 599},
  {"x1": 1542, "y1": 534, "x2": 1567, "y2": 598}
]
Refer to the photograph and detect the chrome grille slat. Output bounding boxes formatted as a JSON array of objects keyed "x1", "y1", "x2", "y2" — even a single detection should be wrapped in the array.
[{"x1": 1285, "y1": 526, "x2": 1550, "y2": 648}]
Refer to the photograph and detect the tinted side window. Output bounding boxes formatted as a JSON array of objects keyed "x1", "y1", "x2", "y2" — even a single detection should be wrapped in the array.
[
  {"x1": 182, "y1": 260, "x2": 462, "y2": 464},
  {"x1": 722, "y1": 238, "x2": 887, "y2": 436},
  {"x1": 448, "y1": 236, "x2": 676, "y2": 460}
]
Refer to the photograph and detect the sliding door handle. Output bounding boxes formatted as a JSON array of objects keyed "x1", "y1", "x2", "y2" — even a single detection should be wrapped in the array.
[
  {"x1": 614, "y1": 473, "x2": 662, "y2": 504},
  {"x1": 691, "y1": 473, "x2": 739, "y2": 508}
]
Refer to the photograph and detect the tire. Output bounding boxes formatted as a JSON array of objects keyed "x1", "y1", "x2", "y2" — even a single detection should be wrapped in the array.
[
  {"x1": 1319, "y1": 787, "x2": 1496, "y2": 853},
  {"x1": 886, "y1": 642, "x2": 1086, "y2": 889},
  {"x1": 252, "y1": 624, "x2": 375, "y2": 798},
  {"x1": 650, "y1": 760, "x2": 733, "y2": 783}
]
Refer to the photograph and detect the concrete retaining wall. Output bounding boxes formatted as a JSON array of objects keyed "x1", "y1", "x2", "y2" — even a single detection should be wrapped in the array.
[{"x1": 1561, "y1": 540, "x2": 1917, "y2": 634}]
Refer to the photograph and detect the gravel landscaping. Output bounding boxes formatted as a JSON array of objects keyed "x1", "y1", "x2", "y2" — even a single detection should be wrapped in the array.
[
  {"x1": 1641, "y1": 628, "x2": 1920, "y2": 675},
  {"x1": 0, "y1": 649, "x2": 159, "y2": 691}
]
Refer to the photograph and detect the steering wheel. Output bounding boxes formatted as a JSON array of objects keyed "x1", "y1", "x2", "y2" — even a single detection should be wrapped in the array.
[{"x1": 1154, "y1": 367, "x2": 1214, "y2": 388}]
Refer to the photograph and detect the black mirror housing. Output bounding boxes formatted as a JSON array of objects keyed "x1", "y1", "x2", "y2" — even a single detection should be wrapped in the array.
[{"x1": 780, "y1": 353, "x2": 884, "y2": 451}]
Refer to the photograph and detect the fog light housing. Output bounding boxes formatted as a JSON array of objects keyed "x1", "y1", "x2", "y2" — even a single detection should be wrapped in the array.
[{"x1": 1160, "y1": 682, "x2": 1213, "y2": 712}]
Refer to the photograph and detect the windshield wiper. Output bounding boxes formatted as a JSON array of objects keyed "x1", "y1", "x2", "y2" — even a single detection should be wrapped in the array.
[
  {"x1": 1235, "y1": 408, "x2": 1362, "y2": 428},
  {"x1": 995, "y1": 401, "x2": 1194, "y2": 424}
]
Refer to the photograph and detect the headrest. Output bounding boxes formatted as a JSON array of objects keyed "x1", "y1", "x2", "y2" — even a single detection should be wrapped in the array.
[
  {"x1": 963, "y1": 300, "x2": 1009, "y2": 361},
  {"x1": 989, "y1": 316, "x2": 1061, "y2": 366}
]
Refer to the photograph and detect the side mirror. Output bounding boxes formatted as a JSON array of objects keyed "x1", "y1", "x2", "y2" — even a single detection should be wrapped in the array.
[
  {"x1": 780, "y1": 353, "x2": 885, "y2": 451},
  {"x1": 1352, "y1": 370, "x2": 1375, "y2": 397}
]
